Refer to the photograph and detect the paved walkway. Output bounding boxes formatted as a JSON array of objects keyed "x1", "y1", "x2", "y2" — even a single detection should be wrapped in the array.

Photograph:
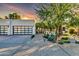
[{"x1": 0, "y1": 34, "x2": 79, "y2": 56}]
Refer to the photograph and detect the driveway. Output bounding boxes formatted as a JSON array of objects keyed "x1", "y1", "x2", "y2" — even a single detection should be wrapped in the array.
[{"x1": 0, "y1": 34, "x2": 79, "y2": 56}]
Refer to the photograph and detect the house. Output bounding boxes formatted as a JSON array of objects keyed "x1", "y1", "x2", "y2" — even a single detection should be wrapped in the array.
[{"x1": 0, "y1": 19, "x2": 36, "y2": 35}]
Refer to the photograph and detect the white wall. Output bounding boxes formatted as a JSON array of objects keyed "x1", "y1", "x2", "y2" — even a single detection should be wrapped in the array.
[
  {"x1": 0, "y1": 19, "x2": 35, "y2": 26},
  {"x1": 0, "y1": 19, "x2": 8, "y2": 25},
  {"x1": 12, "y1": 19, "x2": 35, "y2": 26}
]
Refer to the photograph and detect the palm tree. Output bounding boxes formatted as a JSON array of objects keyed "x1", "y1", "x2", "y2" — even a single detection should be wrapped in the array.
[
  {"x1": 35, "y1": 3, "x2": 75, "y2": 42},
  {"x1": 9, "y1": 13, "x2": 21, "y2": 19},
  {"x1": 9, "y1": 14, "x2": 14, "y2": 19}
]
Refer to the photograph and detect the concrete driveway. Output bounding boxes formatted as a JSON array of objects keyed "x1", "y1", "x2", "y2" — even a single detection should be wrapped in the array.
[{"x1": 0, "y1": 34, "x2": 79, "y2": 56}]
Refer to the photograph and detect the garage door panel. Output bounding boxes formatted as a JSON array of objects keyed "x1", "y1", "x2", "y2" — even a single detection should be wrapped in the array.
[
  {"x1": 0, "y1": 26, "x2": 8, "y2": 35},
  {"x1": 13, "y1": 26, "x2": 33, "y2": 35}
]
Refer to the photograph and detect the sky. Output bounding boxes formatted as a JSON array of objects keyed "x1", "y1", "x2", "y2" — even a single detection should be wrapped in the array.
[{"x1": 0, "y1": 3, "x2": 39, "y2": 19}]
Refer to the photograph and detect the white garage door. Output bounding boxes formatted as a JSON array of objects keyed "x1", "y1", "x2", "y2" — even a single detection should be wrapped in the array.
[
  {"x1": 13, "y1": 26, "x2": 33, "y2": 35},
  {"x1": 0, "y1": 26, "x2": 8, "y2": 35}
]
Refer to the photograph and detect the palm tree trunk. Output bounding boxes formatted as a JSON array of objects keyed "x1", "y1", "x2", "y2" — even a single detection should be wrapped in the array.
[
  {"x1": 77, "y1": 28, "x2": 79, "y2": 36},
  {"x1": 54, "y1": 26, "x2": 62, "y2": 43},
  {"x1": 54, "y1": 28, "x2": 58, "y2": 43},
  {"x1": 58, "y1": 25, "x2": 62, "y2": 37}
]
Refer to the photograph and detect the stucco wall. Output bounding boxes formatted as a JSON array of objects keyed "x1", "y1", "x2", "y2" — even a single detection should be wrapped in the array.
[
  {"x1": 0, "y1": 19, "x2": 8, "y2": 25},
  {"x1": 0, "y1": 19, "x2": 35, "y2": 26}
]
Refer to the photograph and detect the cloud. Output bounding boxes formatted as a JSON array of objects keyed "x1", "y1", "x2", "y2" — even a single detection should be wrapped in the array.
[{"x1": 3, "y1": 3, "x2": 37, "y2": 19}]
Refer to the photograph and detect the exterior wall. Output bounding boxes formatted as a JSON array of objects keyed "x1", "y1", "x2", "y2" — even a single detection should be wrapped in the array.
[
  {"x1": 12, "y1": 19, "x2": 34, "y2": 26},
  {"x1": 0, "y1": 19, "x2": 35, "y2": 35},
  {"x1": 0, "y1": 19, "x2": 8, "y2": 25}
]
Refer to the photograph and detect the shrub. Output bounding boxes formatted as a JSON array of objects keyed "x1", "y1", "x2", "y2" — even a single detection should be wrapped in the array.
[
  {"x1": 58, "y1": 38, "x2": 70, "y2": 44},
  {"x1": 63, "y1": 33, "x2": 69, "y2": 36},
  {"x1": 31, "y1": 35, "x2": 35, "y2": 39},
  {"x1": 47, "y1": 34, "x2": 55, "y2": 41},
  {"x1": 69, "y1": 28, "x2": 75, "y2": 35},
  {"x1": 43, "y1": 33, "x2": 49, "y2": 38},
  {"x1": 63, "y1": 40, "x2": 70, "y2": 43},
  {"x1": 58, "y1": 41, "x2": 64, "y2": 44},
  {"x1": 61, "y1": 36, "x2": 69, "y2": 40},
  {"x1": 75, "y1": 41, "x2": 79, "y2": 44}
]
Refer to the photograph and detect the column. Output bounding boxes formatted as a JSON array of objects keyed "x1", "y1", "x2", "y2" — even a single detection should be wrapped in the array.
[
  {"x1": 8, "y1": 19, "x2": 13, "y2": 35},
  {"x1": 32, "y1": 24, "x2": 36, "y2": 35}
]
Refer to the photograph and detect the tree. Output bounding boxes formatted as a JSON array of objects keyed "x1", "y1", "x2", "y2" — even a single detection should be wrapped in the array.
[
  {"x1": 69, "y1": 6, "x2": 79, "y2": 36},
  {"x1": 9, "y1": 14, "x2": 14, "y2": 19},
  {"x1": 36, "y1": 21, "x2": 46, "y2": 33},
  {"x1": 5, "y1": 16, "x2": 8, "y2": 19},
  {"x1": 8, "y1": 13, "x2": 21, "y2": 19},
  {"x1": 13, "y1": 13, "x2": 21, "y2": 19},
  {"x1": 0, "y1": 17, "x2": 2, "y2": 19},
  {"x1": 35, "y1": 3, "x2": 75, "y2": 42}
]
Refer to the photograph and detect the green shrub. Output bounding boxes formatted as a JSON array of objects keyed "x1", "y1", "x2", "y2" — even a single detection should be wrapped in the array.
[
  {"x1": 48, "y1": 35, "x2": 55, "y2": 41},
  {"x1": 63, "y1": 33, "x2": 69, "y2": 36},
  {"x1": 63, "y1": 40, "x2": 70, "y2": 43},
  {"x1": 58, "y1": 41, "x2": 64, "y2": 44},
  {"x1": 58, "y1": 39, "x2": 70, "y2": 44},
  {"x1": 61, "y1": 36, "x2": 69, "y2": 40},
  {"x1": 69, "y1": 28, "x2": 75, "y2": 35},
  {"x1": 75, "y1": 41, "x2": 79, "y2": 44},
  {"x1": 43, "y1": 34, "x2": 49, "y2": 38},
  {"x1": 31, "y1": 35, "x2": 35, "y2": 39},
  {"x1": 43, "y1": 32, "x2": 56, "y2": 42}
]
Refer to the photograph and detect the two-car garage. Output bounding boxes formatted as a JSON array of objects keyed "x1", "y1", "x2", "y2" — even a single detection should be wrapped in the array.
[{"x1": 0, "y1": 19, "x2": 35, "y2": 35}]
